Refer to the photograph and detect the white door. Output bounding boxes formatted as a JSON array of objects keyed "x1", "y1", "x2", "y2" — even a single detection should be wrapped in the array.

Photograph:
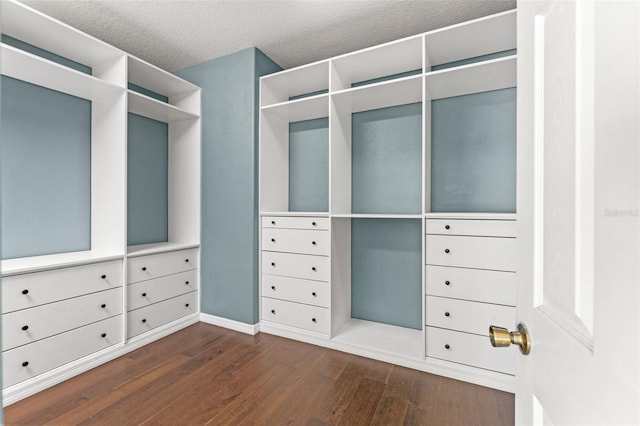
[{"x1": 515, "y1": 1, "x2": 640, "y2": 424}]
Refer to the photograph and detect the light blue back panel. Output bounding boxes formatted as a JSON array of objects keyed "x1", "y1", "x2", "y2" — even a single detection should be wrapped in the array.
[
  {"x1": 289, "y1": 118, "x2": 329, "y2": 212},
  {"x1": 0, "y1": 76, "x2": 91, "y2": 259},
  {"x1": 128, "y1": 83, "x2": 169, "y2": 103},
  {"x1": 127, "y1": 113, "x2": 168, "y2": 245},
  {"x1": 352, "y1": 103, "x2": 422, "y2": 214},
  {"x1": 2, "y1": 35, "x2": 92, "y2": 74},
  {"x1": 351, "y1": 218, "x2": 422, "y2": 330},
  {"x1": 176, "y1": 48, "x2": 281, "y2": 324},
  {"x1": 431, "y1": 49, "x2": 517, "y2": 71},
  {"x1": 351, "y1": 69, "x2": 422, "y2": 88},
  {"x1": 431, "y1": 88, "x2": 516, "y2": 213},
  {"x1": 289, "y1": 89, "x2": 328, "y2": 101}
]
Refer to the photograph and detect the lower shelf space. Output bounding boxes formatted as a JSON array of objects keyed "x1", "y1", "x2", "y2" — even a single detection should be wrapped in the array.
[{"x1": 332, "y1": 319, "x2": 423, "y2": 360}]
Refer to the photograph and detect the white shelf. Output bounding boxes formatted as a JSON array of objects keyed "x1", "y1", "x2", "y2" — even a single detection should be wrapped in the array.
[
  {"x1": 426, "y1": 9, "x2": 516, "y2": 67},
  {"x1": 332, "y1": 319, "x2": 424, "y2": 360},
  {"x1": 260, "y1": 211, "x2": 330, "y2": 218},
  {"x1": 331, "y1": 75, "x2": 422, "y2": 113},
  {"x1": 332, "y1": 214, "x2": 423, "y2": 219},
  {"x1": 1, "y1": 251, "x2": 124, "y2": 277},
  {"x1": 127, "y1": 242, "x2": 200, "y2": 258},
  {"x1": 260, "y1": 60, "x2": 329, "y2": 107},
  {"x1": 128, "y1": 56, "x2": 199, "y2": 97},
  {"x1": 128, "y1": 90, "x2": 199, "y2": 122},
  {"x1": 1, "y1": 44, "x2": 124, "y2": 102},
  {"x1": 260, "y1": 94, "x2": 329, "y2": 122},
  {"x1": 425, "y1": 212, "x2": 517, "y2": 220},
  {"x1": 425, "y1": 55, "x2": 517, "y2": 100}
]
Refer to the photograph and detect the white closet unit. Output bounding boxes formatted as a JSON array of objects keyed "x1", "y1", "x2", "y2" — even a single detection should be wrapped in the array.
[
  {"x1": 0, "y1": 0, "x2": 201, "y2": 405},
  {"x1": 259, "y1": 10, "x2": 518, "y2": 391}
]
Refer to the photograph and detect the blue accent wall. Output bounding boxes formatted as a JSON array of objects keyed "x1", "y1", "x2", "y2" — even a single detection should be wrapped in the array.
[
  {"x1": 127, "y1": 113, "x2": 169, "y2": 246},
  {"x1": 2, "y1": 35, "x2": 92, "y2": 74},
  {"x1": 1, "y1": 76, "x2": 91, "y2": 259},
  {"x1": 128, "y1": 83, "x2": 169, "y2": 103},
  {"x1": 352, "y1": 103, "x2": 422, "y2": 214},
  {"x1": 351, "y1": 218, "x2": 422, "y2": 329},
  {"x1": 176, "y1": 48, "x2": 281, "y2": 324},
  {"x1": 289, "y1": 118, "x2": 329, "y2": 212}
]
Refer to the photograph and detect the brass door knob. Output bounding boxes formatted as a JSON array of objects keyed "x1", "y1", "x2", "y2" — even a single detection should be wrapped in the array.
[{"x1": 489, "y1": 322, "x2": 531, "y2": 355}]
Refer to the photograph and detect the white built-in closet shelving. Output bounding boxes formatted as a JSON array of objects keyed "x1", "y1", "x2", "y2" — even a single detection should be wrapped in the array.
[
  {"x1": 259, "y1": 9, "x2": 518, "y2": 391},
  {"x1": 0, "y1": 0, "x2": 201, "y2": 405}
]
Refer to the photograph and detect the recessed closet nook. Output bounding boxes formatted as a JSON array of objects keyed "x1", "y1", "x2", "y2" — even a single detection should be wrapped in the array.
[{"x1": 0, "y1": 0, "x2": 517, "y2": 406}]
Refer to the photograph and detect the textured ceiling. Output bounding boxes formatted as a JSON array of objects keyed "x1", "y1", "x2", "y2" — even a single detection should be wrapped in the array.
[{"x1": 20, "y1": 0, "x2": 516, "y2": 72}]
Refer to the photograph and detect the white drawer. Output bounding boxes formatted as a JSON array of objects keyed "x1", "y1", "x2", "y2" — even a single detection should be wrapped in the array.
[
  {"x1": 425, "y1": 296, "x2": 516, "y2": 336},
  {"x1": 127, "y1": 291, "x2": 197, "y2": 338},
  {"x1": 262, "y1": 297, "x2": 330, "y2": 335},
  {"x1": 2, "y1": 260, "x2": 122, "y2": 314},
  {"x1": 2, "y1": 288, "x2": 123, "y2": 351},
  {"x1": 262, "y1": 216, "x2": 329, "y2": 230},
  {"x1": 3, "y1": 315, "x2": 123, "y2": 388},
  {"x1": 426, "y1": 235, "x2": 517, "y2": 272},
  {"x1": 261, "y1": 252, "x2": 329, "y2": 282},
  {"x1": 426, "y1": 219, "x2": 516, "y2": 237},
  {"x1": 261, "y1": 228, "x2": 330, "y2": 256},
  {"x1": 127, "y1": 249, "x2": 198, "y2": 283},
  {"x1": 127, "y1": 270, "x2": 198, "y2": 311},
  {"x1": 426, "y1": 327, "x2": 516, "y2": 375},
  {"x1": 426, "y1": 266, "x2": 516, "y2": 306},
  {"x1": 262, "y1": 275, "x2": 329, "y2": 308}
]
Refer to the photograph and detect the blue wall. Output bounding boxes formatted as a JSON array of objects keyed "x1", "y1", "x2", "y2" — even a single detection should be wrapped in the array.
[
  {"x1": 176, "y1": 48, "x2": 281, "y2": 324},
  {"x1": 289, "y1": 118, "x2": 329, "y2": 212},
  {"x1": 0, "y1": 76, "x2": 92, "y2": 259}
]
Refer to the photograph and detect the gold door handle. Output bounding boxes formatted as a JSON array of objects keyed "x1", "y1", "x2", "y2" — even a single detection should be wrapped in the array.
[{"x1": 489, "y1": 322, "x2": 531, "y2": 355}]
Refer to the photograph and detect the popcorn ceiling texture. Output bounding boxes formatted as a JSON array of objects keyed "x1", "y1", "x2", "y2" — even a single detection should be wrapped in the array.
[{"x1": 21, "y1": 0, "x2": 515, "y2": 72}]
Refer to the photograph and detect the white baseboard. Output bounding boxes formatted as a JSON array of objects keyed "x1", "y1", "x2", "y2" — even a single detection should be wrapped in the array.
[
  {"x1": 3, "y1": 314, "x2": 200, "y2": 407},
  {"x1": 199, "y1": 313, "x2": 260, "y2": 335}
]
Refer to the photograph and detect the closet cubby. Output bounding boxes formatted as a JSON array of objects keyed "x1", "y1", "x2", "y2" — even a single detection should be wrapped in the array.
[{"x1": 260, "y1": 61, "x2": 329, "y2": 106}]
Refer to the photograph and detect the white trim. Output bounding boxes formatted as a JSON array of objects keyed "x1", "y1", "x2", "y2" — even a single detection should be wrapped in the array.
[
  {"x1": 200, "y1": 313, "x2": 260, "y2": 335},
  {"x1": 3, "y1": 314, "x2": 199, "y2": 406}
]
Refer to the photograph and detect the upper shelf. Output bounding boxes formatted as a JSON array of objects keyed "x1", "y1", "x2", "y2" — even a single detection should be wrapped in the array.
[
  {"x1": 260, "y1": 93, "x2": 329, "y2": 122},
  {"x1": 128, "y1": 90, "x2": 199, "y2": 122},
  {"x1": 260, "y1": 60, "x2": 329, "y2": 107},
  {"x1": 332, "y1": 75, "x2": 422, "y2": 113}
]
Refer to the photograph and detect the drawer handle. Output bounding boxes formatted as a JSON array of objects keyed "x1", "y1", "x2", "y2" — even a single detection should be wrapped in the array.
[
  {"x1": 445, "y1": 344, "x2": 451, "y2": 350},
  {"x1": 271, "y1": 309, "x2": 276, "y2": 314},
  {"x1": 101, "y1": 333, "x2": 107, "y2": 338},
  {"x1": 445, "y1": 280, "x2": 451, "y2": 286},
  {"x1": 142, "y1": 267, "x2": 147, "y2": 271},
  {"x1": 142, "y1": 319, "x2": 147, "y2": 323},
  {"x1": 101, "y1": 274, "x2": 107, "y2": 279},
  {"x1": 185, "y1": 303, "x2": 190, "y2": 307},
  {"x1": 185, "y1": 281, "x2": 190, "y2": 285},
  {"x1": 312, "y1": 318, "x2": 317, "y2": 323},
  {"x1": 22, "y1": 289, "x2": 29, "y2": 295},
  {"x1": 22, "y1": 361, "x2": 29, "y2": 367},
  {"x1": 142, "y1": 292, "x2": 147, "y2": 297},
  {"x1": 444, "y1": 312, "x2": 450, "y2": 317},
  {"x1": 271, "y1": 262, "x2": 276, "y2": 267},
  {"x1": 445, "y1": 225, "x2": 450, "y2": 230},
  {"x1": 21, "y1": 325, "x2": 29, "y2": 331},
  {"x1": 312, "y1": 292, "x2": 317, "y2": 297},
  {"x1": 101, "y1": 304, "x2": 106, "y2": 309},
  {"x1": 312, "y1": 267, "x2": 317, "y2": 271},
  {"x1": 312, "y1": 241, "x2": 317, "y2": 246},
  {"x1": 271, "y1": 286, "x2": 276, "y2": 290},
  {"x1": 271, "y1": 238, "x2": 276, "y2": 243},
  {"x1": 185, "y1": 259, "x2": 190, "y2": 263},
  {"x1": 312, "y1": 221, "x2": 317, "y2": 226},
  {"x1": 444, "y1": 249, "x2": 450, "y2": 254},
  {"x1": 271, "y1": 220, "x2": 276, "y2": 225}
]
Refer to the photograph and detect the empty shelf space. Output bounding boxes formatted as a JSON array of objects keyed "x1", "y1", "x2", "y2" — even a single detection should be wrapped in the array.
[{"x1": 128, "y1": 90, "x2": 199, "y2": 122}]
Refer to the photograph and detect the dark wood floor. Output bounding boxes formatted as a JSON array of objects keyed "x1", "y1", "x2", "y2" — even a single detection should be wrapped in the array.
[{"x1": 5, "y1": 323, "x2": 514, "y2": 425}]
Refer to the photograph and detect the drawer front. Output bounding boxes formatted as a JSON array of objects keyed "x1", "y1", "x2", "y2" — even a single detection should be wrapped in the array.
[
  {"x1": 426, "y1": 266, "x2": 516, "y2": 306},
  {"x1": 127, "y1": 249, "x2": 198, "y2": 283},
  {"x1": 2, "y1": 288, "x2": 123, "y2": 351},
  {"x1": 425, "y1": 296, "x2": 516, "y2": 336},
  {"x1": 127, "y1": 270, "x2": 199, "y2": 311},
  {"x1": 262, "y1": 275, "x2": 329, "y2": 308},
  {"x1": 262, "y1": 297, "x2": 330, "y2": 335},
  {"x1": 426, "y1": 235, "x2": 517, "y2": 272},
  {"x1": 262, "y1": 216, "x2": 329, "y2": 230},
  {"x1": 261, "y1": 252, "x2": 329, "y2": 282},
  {"x1": 127, "y1": 291, "x2": 198, "y2": 338},
  {"x1": 3, "y1": 315, "x2": 123, "y2": 388},
  {"x1": 426, "y1": 219, "x2": 516, "y2": 238},
  {"x1": 426, "y1": 327, "x2": 515, "y2": 375},
  {"x1": 2, "y1": 260, "x2": 123, "y2": 314},
  {"x1": 261, "y1": 228, "x2": 330, "y2": 256}
]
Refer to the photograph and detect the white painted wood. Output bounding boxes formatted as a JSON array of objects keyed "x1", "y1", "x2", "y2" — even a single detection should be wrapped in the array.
[
  {"x1": 127, "y1": 270, "x2": 198, "y2": 311},
  {"x1": 199, "y1": 313, "x2": 260, "y2": 336},
  {"x1": 2, "y1": 260, "x2": 122, "y2": 313},
  {"x1": 262, "y1": 297, "x2": 330, "y2": 335},
  {"x1": 2, "y1": 316, "x2": 123, "y2": 389},
  {"x1": 516, "y1": 1, "x2": 640, "y2": 424},
  {"x1": 329, "y1": 100, "x2": 352, "y2": 215},
  {"x1": 127, "y1": 242, "x2": 200, "y2": 258},
  {"x1": 330, "y1": 218, "x2": 351, "y2": 335},
  {"x1": 425, "y1": 9, "x2": 516, "y2": 67},
  {"x1": 332, "y1": 319, "x2": 423, "y2": 360},
  {"x1": 128, "y1": 56, "x2": 199, "y2": 99},
  {"x1": 262, "y1": 275, "x2": 330, "y2": 308},
  {"x1": 331, "y1": 75, "x2": 422, "y2": 113},
  {"x1": 128, "y1": 91, "x2": 198, "y2": 122},
  {"x1": 330, "y1": 35, "x2": 423, "y2": 91},
  {"x1": 425, "y1": 212, "x2": 517, "y2": 220},
  {"x1": 1, "y1": 253, "x2": 124, "y2": 278},
  {"x1": 331, "y1": 213, "x2": 423, "y2": 219},
  {"x1": 261, "y1": 252, "x2": 330, "y2": 282},
  {"x1": 426, "y1": 265, "x2": 516, "y2": 306},
  {"x1": 425, "y1": 55, "x2": 516, "y2": 100},
  {"x1": 260, "y1": 94, "x2": 329, "y2": 122},
  {"x1": 426, "y1": 327, "x2": 516, "y2": 375},
  {"x1": 426, "y1": 218, "x2": 516, "y2": 237},
  {"x1": 2, "y1": 288, "x2": 123, "y2": 351},
  {"x1": 127, "y1": 248, "x2": 198, "y2": 283},
  {"x1": 426, "y1": 235, "x2": 517, "y2": 272},
  {"x1": 262, "y1": 216, "x2": 330, "y2": 230},
  {"x1": 260, "y1": 211, "x2": 330, "y2": 218},
  {"x1": 261, "y1": 228, "x2": 330, "y2": 256},
  {"x1": 425, "y1": 296, "x2": 515, "y2": 336},
  {"x1": 260, "y1": 60, "x2": 329, "y2": 106},
  {"x1": 127, "y1": 291, "x2": 198, "y2": 338}
]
